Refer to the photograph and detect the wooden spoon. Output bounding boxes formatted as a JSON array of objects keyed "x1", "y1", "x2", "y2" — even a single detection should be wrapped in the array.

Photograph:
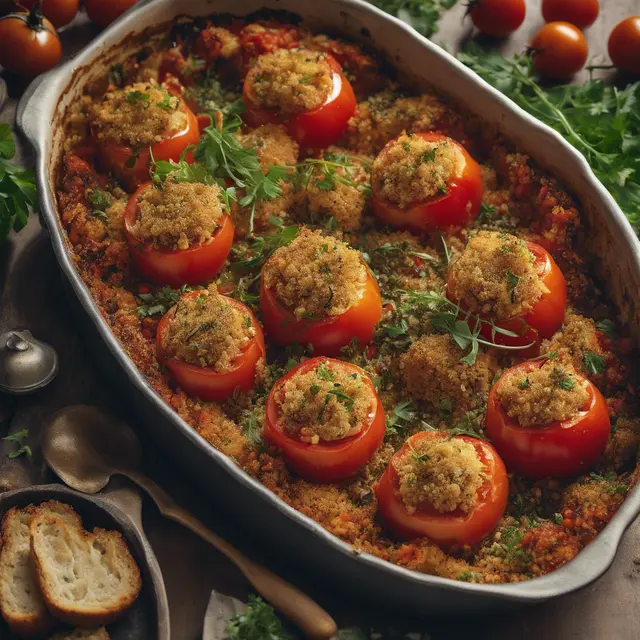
[{"x1": 41, "y1": 404, "x2": 337, "y2": 640}]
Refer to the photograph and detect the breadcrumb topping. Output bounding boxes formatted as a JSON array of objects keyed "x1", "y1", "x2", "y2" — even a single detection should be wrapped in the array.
[
  {"x1": 372, "y1": 134, "x2": 464, "y2": 208},
  {"x1": 393, "y1": 434, "x2": 486, "y2": 514},
  {"x1": 448, "y1": 231, "x2": 548, "y2": 320},
  {"x1": 131, "y1": 181, "x2": 224, "y2": 250},
  {"x1": 401, "y1": 334, "x2": 495, "y2": 416},
  {"x1": 91, "y1": 81, "x2": 186, "y2": 147},
  {"x1": 497, "y1": 361, "x2": 590, "y2": 426},
  {"x1": 236, "y1": 124, "x2": 299, "y2": 170},
  {"x1": 263, "y1": 228, "x2": 367, "y2": 319},
  {"x1": 277, "y1": 361, "x2": 375, "y2": 444},
  {"x1": 250, "y1": 49, "x2": 333, "y2": 115},
  {"x1": 160, "y1": 285, "x2": 255, "y2": 370}
]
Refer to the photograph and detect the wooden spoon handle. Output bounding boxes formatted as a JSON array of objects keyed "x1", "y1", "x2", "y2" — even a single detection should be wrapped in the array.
[{"x1": 121, "y1": 469, "x2": 337, "y2": 640}]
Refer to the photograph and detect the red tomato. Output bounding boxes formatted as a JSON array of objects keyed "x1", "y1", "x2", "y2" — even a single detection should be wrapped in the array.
[
  {"x1": 371, "y1": 133, "x2": 483, "y2": 233},
  {"x1": 530, "y1": 22, "x2": 588, "y2": 79},
  {"x1": 468, "y1": 0, "x2": 526, "y2": 38},
  {"x1": 94, "y1": 105, "x2": 200, "y2": 188},
  {"x1": 447, "y1": 241, "x2": 567, "y2": 355},
  {"x1": 486, "y1": 360, "x2": 611, "y2": 477},
  {"x1": 21, "y1": 0, "x2": 79, "y2": 28},
  {"x1": 0, "y1": 7, "x2": 61, "y2": 77},
  {"x1": 608, "y1": 17, "x2": 640, "y2": 75},
  {"x1": 541, "y1": 0, "x2": 599, "y2": 29},
  {"x1": 264, "y1": 357, "x2": 385, "y2": 482},
  {"x1": 156, "y1": 291, "x2": 265, "y2": 402},
  {"x1": 260, "y1": 269, "x2": 382, "y2": 356},
  {"x1": 85, "y1": 0, "x2": 138, "y2": 28},
  {"x1": 242, "y1": 54, "x2": 356, "y2": 149},
  {"x1": 375, "y1": 432, "x2": 508, "y2": 547},
  {"x1": 124, "y1": 182, "x2": 234, "y2": 287}
]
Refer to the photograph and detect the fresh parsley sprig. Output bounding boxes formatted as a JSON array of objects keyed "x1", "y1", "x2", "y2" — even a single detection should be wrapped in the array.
[
  {"x1": 0, "y1": 124, "x2": 37, "y2": 242},
  {"x1": 291, "y1": 153, "x2": 371, "y2": 196},
  {"x1": 136, "y1": 285, "x2": 193, "y2": 317},
  {"x1": 3, "y1": 429, "x2": 32, "y2": 460},
  {"x1": 400, "y1": 289, "x2": 534, "y2": 365},
  {"x1": 368, "y1": 0, "x2": 458, "y2": 37},
  {"x1": 231, "y1": 217, "x2": 299, "y2": 272},
  {"x1": 194, "y1": 114, "x2": 288, "y2": 234},
  {"x1": 458, "y1": 43, "x2": 640, "y2": 228}
]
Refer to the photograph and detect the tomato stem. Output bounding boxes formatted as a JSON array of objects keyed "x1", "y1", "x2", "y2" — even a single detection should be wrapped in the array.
[{"x1": 4, "y1": 1, "x2": 50, "y2": 33}]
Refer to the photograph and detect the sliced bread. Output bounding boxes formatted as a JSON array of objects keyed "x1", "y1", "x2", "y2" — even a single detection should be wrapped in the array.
[
  {"x1": 30, "y1": 512, "x2": 142, "y2": 628},
  {"x1": 49, "y1": 627, "x2": 110, "y2": 639},
  {"x1": 0, "y1": 501, "x2": 81, "y2": 638}
]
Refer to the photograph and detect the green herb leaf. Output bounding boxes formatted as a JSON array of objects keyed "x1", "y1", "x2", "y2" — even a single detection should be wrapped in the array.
[
  {"x1": 583, "y1": 350, "x2": 606, "y2": 375},
  {"x1": 226, "y1": 594, "x2": 293, "y2": 639},
  {"x1": 369, "y1": 0, "x2": 458, "y2": 37},
  {"x1": 136, "y1": 285, "x2": 193, "y2": 317},
  {"x1": 3, "y1": 429, "x2": 32, "y2": 461},
  {"x1": 596, "y1": 318, "x2": 617, "y2": 339},
  {"x1": 126, "y1": 90, "x2": 150, "y2": 104}
]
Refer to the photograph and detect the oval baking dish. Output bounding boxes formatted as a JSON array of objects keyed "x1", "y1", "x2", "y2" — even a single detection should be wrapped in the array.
[{"x1": 18, "y1": 0, "x2": 640, "y2": 614}]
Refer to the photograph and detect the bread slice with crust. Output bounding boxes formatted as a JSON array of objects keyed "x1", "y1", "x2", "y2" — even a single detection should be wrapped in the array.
[
  {"x1": 0, "y1": 501, "x2": 82, "y2": 638},
  {"x1": 30, "y1": 512, "x2": 142, "y2": 628},
  {"x1": 49, "y1": 627, "x2": 110, "y2": 639}
]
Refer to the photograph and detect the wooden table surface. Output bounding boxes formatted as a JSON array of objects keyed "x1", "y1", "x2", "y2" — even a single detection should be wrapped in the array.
[{"x1": 1, "y1": 1, "x2": 640, "y2": 638}]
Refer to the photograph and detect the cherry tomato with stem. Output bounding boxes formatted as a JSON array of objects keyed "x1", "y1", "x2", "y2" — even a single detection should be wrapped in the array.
[
  {"x1": 608, "y1": 17, "x2": 640, "y2": 76},
  {"x1": 21, "y1": 0, "x2": 79, "y2": 29},
  {"x1": 156, "y1": 291, "x2": 265, "y2": 402},
  {"x1": 375, "y1": 431, "x2": 508, "y2": 547},
  {"x1": 0, "y1": 3, "x2": 61, "y2": 77},
  {"x1": 530, "y1": 21, "x2": 588, "y2": 79},
  {"x1": 84, "y1": 0, "x2": 138, "y2": 28},
  {"x1": 243, "y1": 53, "x2": 356, "y2": 149},
  {"x1": 468, "y1": 0, "x2": 526, "y2": 38},
  {"x1": 541, "y1": 0, "x2": 599, "y2": 30},
  {"x1": 371, "y1": 132, "x2": 483, "y2": 233},
  {"x1": 264, "y1": 357, "x2": 386, "y2": 482},
  {"x1": 486, "y1": 360, "x2": 611, "y2": 478},
  {"x1": 260, "y1": 268, "x2": 382, "y2": 356},
  {"x1": 124, "y1": 182, "x2": 234, "y2": 287}
]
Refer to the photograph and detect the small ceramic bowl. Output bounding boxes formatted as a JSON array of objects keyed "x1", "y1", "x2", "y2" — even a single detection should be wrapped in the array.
[{"x1": 0, "y1": 483, "x2": 170, "y2": 640}]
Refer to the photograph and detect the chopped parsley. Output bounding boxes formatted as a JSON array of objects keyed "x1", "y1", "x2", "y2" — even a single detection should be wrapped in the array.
[
  {"x1": 136, "y1": 285, "x2": 193, "y2": 317},
  {"x1": 583, "y1": 350, "x2": 606, "y2": 376},
  {"x1": 125, "y1": 90, "x2": 150, "y2": 104},
  {"x1": 551, "y1": 367, "x2": 576, "y2": 391}
]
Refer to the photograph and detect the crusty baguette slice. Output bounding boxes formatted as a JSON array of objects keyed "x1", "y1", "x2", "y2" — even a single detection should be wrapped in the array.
[
  {"x1": 30, "y1": 513, "x2": 142, "y2": 628},
  {"x1": 49, "y1": 627, "x2": 110, "y2": 639},
  {"x1": 0, "y1": 501, "x2": 82, "y2": 638}
]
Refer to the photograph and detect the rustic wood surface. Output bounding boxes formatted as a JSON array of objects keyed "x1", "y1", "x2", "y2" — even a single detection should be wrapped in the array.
[{"x1": 1, "y1": 1, "x2": 640, "y2": 638}]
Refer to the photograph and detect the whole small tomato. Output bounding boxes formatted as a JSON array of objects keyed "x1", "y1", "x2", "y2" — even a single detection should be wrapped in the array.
[
  {"x1": 541, "y1": 0, "x2": 599, "y2": 29},
  {"x1": 124, "y1": 182, "x2": 234, "y2": 287},
  {"x1": 486, "y1": 360, "x2": 611, "y2": 478},
  {"x1": 264, "y1": 357, "x2": 386, "y2": 482},
  {"x1": 468, "y1": 0, "x2": 526, "y2": 38},
  {"x1": 85, "y1": 0, "x2": 138, "y2": 28},
  {"x1": 530, "y1": 21, "x2": 588, "y2": 79},
  {"x1": 243, "y1": 53, "x2": 356, "y2": 149},
  {"x1": 21, "y1": 0, "x2": 79, "y2": 28},
  {"x1": 156, "y1": 291, "x2": 265, "y2": 402},
  {"x1": 608, "y1": 17, "x2": 640, "y2": 75},
  {"x1": 0, "y1": 4, "x2": 61, "y2": 77},
  {"x1": 371, "y1": 132, "x2": 483, "y2": 233},
  {"x1": 375, "y1": 431, "x2": 508, "y2": 547}
]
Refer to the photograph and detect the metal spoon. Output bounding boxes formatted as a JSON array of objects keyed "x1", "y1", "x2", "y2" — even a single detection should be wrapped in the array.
[{"x1": 41, "y1": 405, "x2": 337, "y2": 640}]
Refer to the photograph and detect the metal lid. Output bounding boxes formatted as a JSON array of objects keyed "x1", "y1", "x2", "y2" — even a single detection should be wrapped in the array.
[{"x1": 0, "y1": 330, "x2": 58, "y2": 395}]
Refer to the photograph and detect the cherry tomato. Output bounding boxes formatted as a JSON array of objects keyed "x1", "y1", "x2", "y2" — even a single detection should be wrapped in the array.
[
  {"x1": 21, "y1": 0, "x2": 79, "y2": 28},
  {"x1": 0, "y1": 6, "x2": 61, "y2": 77},
  {"x1": 156, "y1": 291, "x2": 265, "y2": 402},
  {"x1": 94, "y1": 104, "x2": 200, "y2": 188},
  {"x1": 530, "y1": 21, "x2": 588, "y2": 79},
  {"x1": 371, "y1": 132, "x2": 483, "y2": 233},
  {"x1": 243, "y1": 54, "x2": 356, "y2": 149},
  {"x1": 608, "y1": 17, "x2": 640, "y2": 75},
  {"x1": 124, "y1": 182, "x2": 234, "y2": 287},
  {"x1": 486, "y1": 360, "x2": 611, "y2": 477},
  {"x1": 84, "y1": 0, "x2": 138, "y2": 28},
  {"x1": 447, "y1": 241, "x2": 567, "y2": 355},
  {"x1": 264, "y1": 357, "x2": 385, "y2": 482},
  {"x1": 375, "y1": 432, "x2": 508, "y2": 547},
  {"x1": 468, "y1": 0, "x2": 526, "y2": 38},
  {"x1": 541, "y1": 0, "x2": 599, "y2": 30},
  {"x1": 260, "y1": 269, "x2": 382, "y2": 356}
]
